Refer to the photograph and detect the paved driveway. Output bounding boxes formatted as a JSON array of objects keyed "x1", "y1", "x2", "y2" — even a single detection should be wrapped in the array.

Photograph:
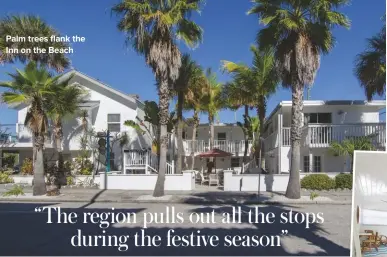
[{"x1": 0, "y1": 202, "x2": 351, "y2": 255}]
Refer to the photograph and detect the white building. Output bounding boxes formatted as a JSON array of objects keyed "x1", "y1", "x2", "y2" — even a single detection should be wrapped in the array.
[
  {"x1": 1, "y1": 69, "x2": 385, "y2": 178},
  {"x1": 0, "y1": 70, "x2": 151, "y2": 172},
  {"x1": 262, "y1": 100, "x2": 386, "y2": 174}
]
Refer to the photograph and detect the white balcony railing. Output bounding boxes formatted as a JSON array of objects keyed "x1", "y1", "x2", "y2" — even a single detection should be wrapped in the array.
[
  {"x1": 17, "y1": 123, "x2": 52, "y2": 144},
  {"x1": 182, "y1": 139, "x2": 253, "y2": 155},
  {"x1": 304, "y1": 123, "x2": 386, "y2": 148}
]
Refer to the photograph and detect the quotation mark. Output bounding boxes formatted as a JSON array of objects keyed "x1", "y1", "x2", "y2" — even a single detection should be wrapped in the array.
[
  {"x1": 281, "y1": 230, "x2": 288, "y2": 236},
  {"x1": 35, "y1": 207, "x2": 42, "y2": 212}
]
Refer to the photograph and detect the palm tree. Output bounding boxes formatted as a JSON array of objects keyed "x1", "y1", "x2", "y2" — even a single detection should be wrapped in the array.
[
  {"x1": 355, "y1": 24, "x2": 386, "y2": 100},
  {"x1": 202, "y1": 69, "x2": 224, "y2": 149},
  {"x1": 183, "y1": 72, "x2": 207, "y2": 169},
  {"x1": 112, "y1": 0, "x2": 203, "y2": 197},
  {"x1": 0, "y1": 15, "x2": 70, "y2": 72},
  {"x1": 172, "y1": 54, "x2": 203, "y2": 173},
  {"x1": 249, "y1": 0, "x2": 350, "y2": 199},
  {"x1": 329, "y1": 136, "x2": 375, "y2": 172},
  {"x1": 222, "y1": 81, "x2": 255, "y2": 163},
  {"x1": 0, "y1": 62, "x2": 62, "y2": 195},
  {"x1": 222, "y1": 45, "x2": 280, "y2": 167},
  {"x1": 46, "y1": 78, "x2": 87, "y2": 190}
]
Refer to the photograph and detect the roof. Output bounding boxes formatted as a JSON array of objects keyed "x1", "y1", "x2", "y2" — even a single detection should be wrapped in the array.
[
  {"x1": 265, "y1": 100, "x2": 386, "y2": 125},
  {"x1": 62, "y1": 69, "x2": 146, "y2": 109}
]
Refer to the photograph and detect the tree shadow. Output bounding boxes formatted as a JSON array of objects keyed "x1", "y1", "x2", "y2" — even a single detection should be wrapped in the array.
[{"x1": 0, "y1": 202, "x2": 349, "y2": 256}]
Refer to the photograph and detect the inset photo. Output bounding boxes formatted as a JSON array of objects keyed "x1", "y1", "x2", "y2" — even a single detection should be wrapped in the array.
[{"x1": 352, "y1": 151, "x2": 387, "y2": 257}]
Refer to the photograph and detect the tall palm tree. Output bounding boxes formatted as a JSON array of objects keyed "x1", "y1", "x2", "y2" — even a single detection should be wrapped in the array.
[
  {"x1": 172, "y1": 54, "x2": 203, "y2": 173},
  {"x1": 0, "y1": 15, "x2": 70, "y2": 72},
  {"x1": 249, "y1": 0, "x2": 350, "y2": 199},
  {"x1": 46, "y1": 79, "x2": 87, "y2": 190},
  {"x1": 202, "y1": 68, "x2": 224, "y2": 149},
  {"x1": 183, "y1": 72, "x2": 207, "y2": 169},
  {"x1": 222, "y1": 45, "x2": 280, "y2": 167},
  {"x1": 0, "y1": 62, "x2": 62, "y2": 195},
  {"x1": 355, "y1": 24, "x2": 386, "y2": 100},
  {"x1": 112, "y1": 0, "x2": 203, "y2": 197}
]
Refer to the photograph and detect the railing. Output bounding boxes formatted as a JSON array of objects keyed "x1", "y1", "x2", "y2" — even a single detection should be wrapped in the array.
[
  {"x1": 182, "y1": 140, "x2": 253, "y2": 155},
  {"x1": 305, "y1": 123, "x2": 386, "y2": 148},
  {"x1": 241, "y1": 158, "x2": 257, "y2": 174},
  {"x1": 166, "y1": 160, "x2": 175, "y2": 174},
  {"x1": 282, "y1": 127, "x2": 291, "y2": 146}
]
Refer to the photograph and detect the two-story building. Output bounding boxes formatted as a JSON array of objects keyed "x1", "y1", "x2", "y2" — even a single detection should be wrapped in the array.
[
  {"x1": 262, "y1": 100, "x2": 386, "y2": 174},
  {"x1": 0, "y1": 70, "x2": 152, "y2": 172}
]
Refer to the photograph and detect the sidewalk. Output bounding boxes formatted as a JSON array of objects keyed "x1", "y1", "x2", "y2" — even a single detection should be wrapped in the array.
[{"x1": 0, "y1": 186, "x2": 352, "y2": 205}]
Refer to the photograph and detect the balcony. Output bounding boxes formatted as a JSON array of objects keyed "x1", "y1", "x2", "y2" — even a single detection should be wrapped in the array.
[
  {"x1": 304, "y1": 123, "x2": 386, "y2": 148},
  {"x1": 182, "y1": 140, "x2": 253, "y2": 156},
  {"x1": 279, "y1": 123, "x2": 386, "y2": 148}
]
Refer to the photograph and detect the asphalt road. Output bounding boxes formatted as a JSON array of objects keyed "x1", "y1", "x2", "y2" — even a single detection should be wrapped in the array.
[{"x1": 0, "y1": 202, "x2": 351, "y2": 256}]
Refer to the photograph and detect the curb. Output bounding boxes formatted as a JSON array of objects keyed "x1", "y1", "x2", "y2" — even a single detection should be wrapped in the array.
[{"x1": 0, "y1": 197, "x2": 352, "y2": 205}]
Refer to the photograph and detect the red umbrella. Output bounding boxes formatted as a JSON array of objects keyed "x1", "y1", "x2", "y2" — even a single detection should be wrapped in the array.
[{"x1": 197, "y1": 148, "x2": 232, "y2": 173}]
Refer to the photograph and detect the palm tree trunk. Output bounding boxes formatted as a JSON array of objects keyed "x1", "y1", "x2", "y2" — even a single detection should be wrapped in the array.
[
  {"x1": 153, "y1": 80, "x2": 169, "y2": 197},
  {"x1": 243, "y1": 105, "x2": 249, "y2": 164},
  {"x1": 256, "y1": 98, "x2": 266, "y2": 171},
  {"x1": 191, "y1": 110, "x2": 199, "y2": 170},
  {"x1": 209, "y1": 114, "x2": 214, "y2": 149},
  {"x1": 285, "y1": 81, "x2": 304, "y2": 199},
  {"x1": 33, "y1": 133, "x2": 46, "y2": 196},
  {"x1": 176, "y1": 91, "x2": 184, "y2": 174}
]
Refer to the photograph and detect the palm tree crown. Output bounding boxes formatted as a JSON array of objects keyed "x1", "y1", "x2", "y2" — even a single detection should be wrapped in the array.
[
  {"x1": 355, "y1": 24, "x2": 386, "y2": 100},
  {"x1": 0, "y1": 15, "x2": 71, "y2": 72},
  {"x1": 249, "y1": 0, "x2": 350, "y2": 87}
]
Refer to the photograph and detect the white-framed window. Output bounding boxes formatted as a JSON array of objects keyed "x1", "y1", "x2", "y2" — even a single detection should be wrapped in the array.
[
  {"x1": 313, "y1": 156, "x2": 321, "y2": 172},
  {"x1": 304, "y1": 113, "x2": 332, "y2": 125},
  {"x1": 107, "y1": 114, "x2": 121, "y2": 132},
  {"x1": 303, "y1": 156, "x2": 310, "y2": 173},
  {"x1": 231, "y1": 157, "x2": 240, "y2": 168},
  {"x1": 217, "y1": 132, "x2": 226, "y2": 140}
]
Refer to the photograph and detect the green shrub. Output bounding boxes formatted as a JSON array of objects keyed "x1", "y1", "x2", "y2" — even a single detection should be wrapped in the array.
[
  {"x1": 2, "y1": 185, "x2": 24, "y2": 196},
  {"x1": 301, "y1": 174, "x2": 336, "y2": 190},
  {"x1": 66, "y1": 176, "x2": 75, "y2": 185},
  {"x1": 310, "y1": 191, "x2": 319, "y2": 200},
  {"x1": 335, "y1": 173, "x2": 353, "y2": 189},
  {"x1": 0, "y1": 172, "x2": 14, "y2": 184},
  {"x1": 21, "y1": 158, "x2": 33, "y2": 175}
]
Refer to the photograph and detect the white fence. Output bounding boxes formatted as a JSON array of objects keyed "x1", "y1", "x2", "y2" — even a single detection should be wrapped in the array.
[
  {"x1": 99, "y1": 170, "x2": 194, "y2": 190},
  {"x1": 223, "y1": 170, "x2": 343, "y2": 192}
]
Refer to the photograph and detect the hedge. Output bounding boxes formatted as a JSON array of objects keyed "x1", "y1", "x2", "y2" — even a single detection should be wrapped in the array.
[
  {"x1": 335, "y1": 173, "x2": 352, "y2": 189},
  {"x1": 301, "y1": 174, "x2": 336, "y2": 190}
]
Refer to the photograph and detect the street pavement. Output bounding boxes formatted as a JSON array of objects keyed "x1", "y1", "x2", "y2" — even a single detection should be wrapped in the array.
[{"x1": 0, "y1": 201, "x2": 351, "y2": 256}]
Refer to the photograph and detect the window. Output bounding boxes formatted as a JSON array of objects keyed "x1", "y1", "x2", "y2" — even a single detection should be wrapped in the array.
[
  {"x1": 313, "y1": 156, "x2": 321, "y2": 172},
  {"x1": 107, "y1": 114, "x2": 121, "y2": 132},
  {"x1": 217, "y1": 132, "x2": 226, "y2": 140},
  {"x1": 303, "y1": 156, "x2": 310, "y2": 173},
  {"x1": 304, "y1": 113, "x2": 332, "y2": 125},
  {"x1": 231, "y1": 158, "x2": 240, "y2": 168},
  {"x1": 182, "y1": 131, "x2": 186, "y2": 140}
]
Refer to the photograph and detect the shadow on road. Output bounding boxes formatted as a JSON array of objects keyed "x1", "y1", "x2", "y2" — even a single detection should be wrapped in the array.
[{"x1": 0, "y1": 202, "x2": 350, "y2": 256}]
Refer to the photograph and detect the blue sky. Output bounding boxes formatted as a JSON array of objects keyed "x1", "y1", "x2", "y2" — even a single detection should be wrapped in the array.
[{"x1": 0, "y1": 0, "x2": 386, "y2": 128}]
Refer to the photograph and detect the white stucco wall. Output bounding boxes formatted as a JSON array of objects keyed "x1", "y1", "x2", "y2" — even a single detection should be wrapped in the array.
[
  {"x1": 99, "y1": 170, "x2": 194, "y2": 190},
  {"x1": 223, "y1": 171, "x2": 342, "y2": 192}
]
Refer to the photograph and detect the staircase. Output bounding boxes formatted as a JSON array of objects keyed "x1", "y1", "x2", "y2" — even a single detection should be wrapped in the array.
[{"x1": 124, "y1": 150, "x2": 175, "y2": 174}]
